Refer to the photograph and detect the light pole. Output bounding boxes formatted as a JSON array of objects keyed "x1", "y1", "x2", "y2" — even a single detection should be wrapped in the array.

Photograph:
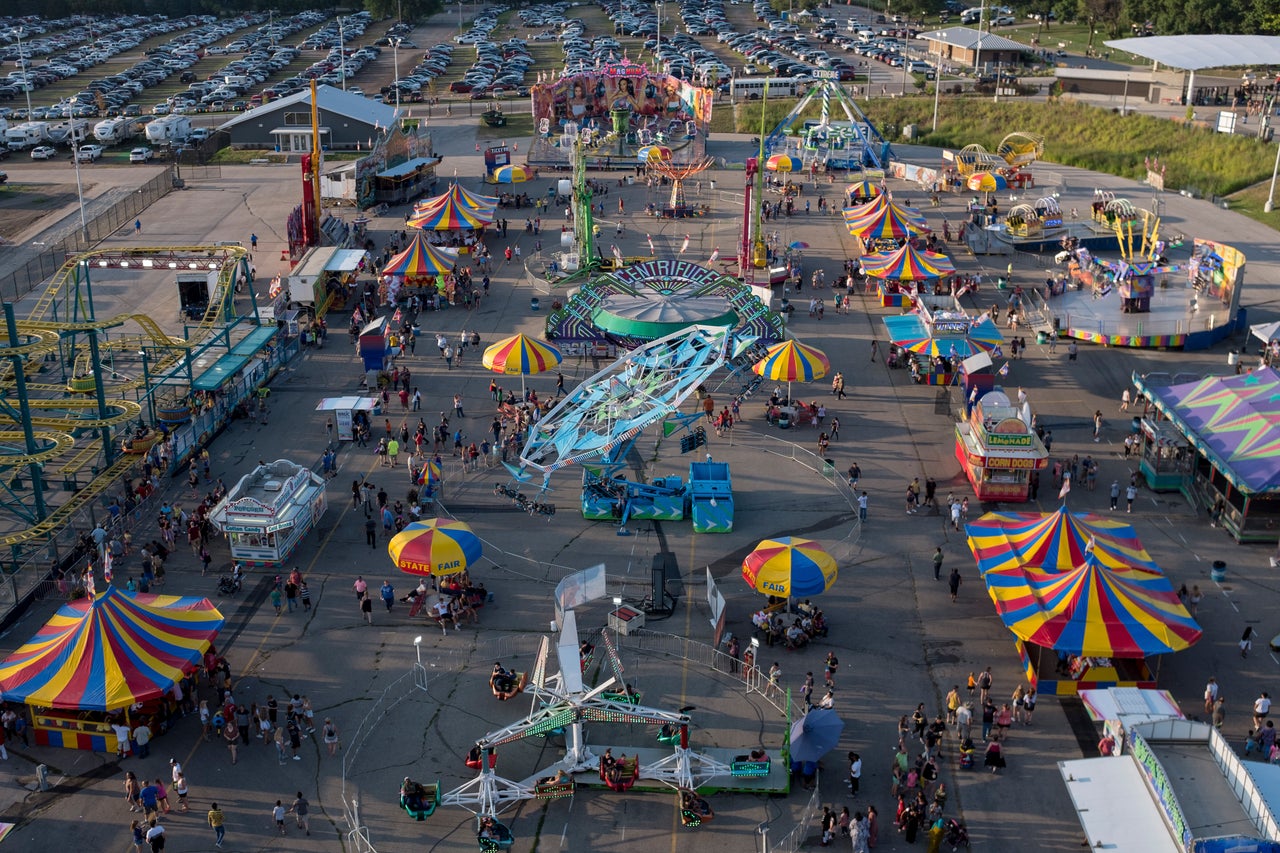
[
  {"x1": 16, "y1": 27, "x2": 33, "y2": 120},
  {"x1": 339, "y1": 16, "x2": 347, "y2": 91},
  {"x1": 932, "y1": 71, "x2": 943, "y2": 132},
  {"x1": 66, "y1": 105, "x2": 89, "y2": 242},
  {"x1": 1265, "y1": 138, "x2": 1280, "y2": 213},
  {"x1": 1121, "y1": 73, "x2": 1130, "y2": 116},
  {"x1": 655, "y1": 2, "x2": 664, "y2": 73},
  {"x1": 391, "y1": 37, "x2": 402, "y2": 112},
  {"x1": 138, "y1": 349, "x2": 155, "y2": 423}
]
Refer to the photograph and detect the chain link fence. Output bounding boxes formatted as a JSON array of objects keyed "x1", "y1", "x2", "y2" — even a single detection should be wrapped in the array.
[{"x1": 0, "y1": 167, "x2": 177, "y2": 303}]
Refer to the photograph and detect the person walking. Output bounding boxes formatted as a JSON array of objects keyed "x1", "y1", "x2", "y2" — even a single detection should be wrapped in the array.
[
  {"x1": 1120, "y1": 389, "x2": 1131, "y2": 411},
  {"x1": 223, "y1": 718, "x2": 239, "y2": 764},
  {"x1": 857, "y1": 491, "x2": 868, "y2": 521},
  {"x1": 361, "y1": 592, "x2": 374, "y2": 624},
  {"x1": 207, "y1": 803, "x2": 225, "y2": 848},
  {"x1": 381, "y1": 580, "x2": 395, "y2": 611},
  {"x1": 932, "y1": 547, "x2": 944, "y2": 581},
  {"x1": 1125, "y1": 482, "x2": 1137, "y2": 513},
  {"x1": 847, "y1": 751, "x2": 861, "y2": 796},
  {"x1": 1093, "y1": 410, "x2": 1103, "y2": 442},
  {"x1": 144, "y1": 819, "x2": 165, "y2": 853},
  {"x1": 948, "y1": 567, "x2": 962, "y2": 602},
  {"x1": 288, "y1": 793, "x2": 311, "y2": 835},
  {"x1": 1110, "y1": 480, "x2": 1121, "y2": 510},
  {"x1": 323, "y1": 717, "x2": 340, "y2": 756},
  {"x1": 272, "y1": 800, "x2": 288, "y2": 836}
]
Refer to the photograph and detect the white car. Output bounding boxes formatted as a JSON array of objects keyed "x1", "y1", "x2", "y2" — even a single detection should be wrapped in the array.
[
  {"x1": 30, "y1": 145, "x2": 57, "y2": 160},
  {"x1": 128, "y1": 146, "x2": 153, "y2": 163},
  {"x1": 76, "y1": 144, "x2": 104, "y2": 162}
]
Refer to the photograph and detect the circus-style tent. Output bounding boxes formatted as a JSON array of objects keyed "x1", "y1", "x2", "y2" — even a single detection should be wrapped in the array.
[
  {"x1": 860, "y1": 242, "x2": 956, "y2": 281},
  {"x1": 842, "y1": 197, "x2": 929, "y2": 240},
  {"x1": 983, "y1": 555, "x2": 1201, "y2": 657},
  {"x1": 965, "y1": 508, "x2": 1161, "y2": 575},
  {"x1": 0, "y1": 587, "x2": 223, "y2": 711},
  {"x1": 381, "y1": 231, "x2": 461, "y2": 277},
  {"x1": 406, "y1": 183, "x2": 498, "y2": 230}
]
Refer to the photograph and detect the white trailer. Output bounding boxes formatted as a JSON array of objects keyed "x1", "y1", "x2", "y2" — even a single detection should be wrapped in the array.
[
  {"x1": 144, "y1": 114, "x2": 192, "y2": 144},
  {"x1": 5, "y1": 121, "x2": 49, "y2": 149},
  {"x1": 94, "y1": 117, "x2": 131, "y2": 144}
]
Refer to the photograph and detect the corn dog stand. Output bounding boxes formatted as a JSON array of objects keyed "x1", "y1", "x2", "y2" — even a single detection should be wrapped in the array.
[{"x1": 209, "y1": 459, "x2": 327, "y2": 568}]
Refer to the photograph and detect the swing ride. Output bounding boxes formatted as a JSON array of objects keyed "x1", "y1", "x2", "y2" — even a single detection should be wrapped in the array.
[{"x1": 439, "y1": 608, "x2": 775, "y2": 848}]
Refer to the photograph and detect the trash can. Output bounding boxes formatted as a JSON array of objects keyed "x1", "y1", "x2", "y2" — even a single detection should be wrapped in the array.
[
  {"x1": 530, "y1": 298, "x2": 540, "y2": 311},
  {"x1": 822, "y1": 458, "x2": 835, "y2": 477},
  {"x1": 36, "y1": 764, "x2": 49, "y2": 792},
  {"x1": 1228, "y1": 350, "x2": 1239, "y2": 366},
  {"x1": 1131, "y1": 417, "x2": 1141, "y2": 433},
  {"x1": 1036, "y1": 331, "x2": 1047, "y2": 344},
  {"x1": 1211, "y1": 560, "x2": 1227, "y2": 582}
]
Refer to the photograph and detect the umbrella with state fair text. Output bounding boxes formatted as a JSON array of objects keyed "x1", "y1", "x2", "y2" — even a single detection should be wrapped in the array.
[{"x1": 387, "y1": 519, "x2": 482, "y2": 578}]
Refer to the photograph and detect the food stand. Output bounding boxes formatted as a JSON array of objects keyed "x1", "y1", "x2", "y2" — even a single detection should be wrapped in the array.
[
  {"x1": 315, "y1": 396, "x2": 380, "y2": 441},
  {"x1": 209, "y1": 459, "x2": 327, "y2": 568},
  {"x1": 954, "y1": 393, "x2": 1048, "y2": 502}
]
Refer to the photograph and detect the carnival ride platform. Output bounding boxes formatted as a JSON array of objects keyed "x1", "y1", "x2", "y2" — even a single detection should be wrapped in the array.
[
  {"x1": 513, "y1": 745, "x2": 785, "y2": 795},
  {"x1": 1050, "y1": 281, "x2": 1235, "y2": 349},
  {"x1": 527, "y1": 132, "x2": 707, "y2": 170}
]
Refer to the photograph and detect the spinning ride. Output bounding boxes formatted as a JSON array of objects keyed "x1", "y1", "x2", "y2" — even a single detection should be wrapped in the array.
[
  {"x1": 440, "y1": 610, "x2": 736, "y2": 834},
  {"x1": 646, "y1": 155, "x2": 714, "y2": 219}
]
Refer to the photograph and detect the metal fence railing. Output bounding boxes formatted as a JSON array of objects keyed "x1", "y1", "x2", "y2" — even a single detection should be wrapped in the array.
[{"x1": 0, "y1": 167, "x2": 176, "y2": 303}]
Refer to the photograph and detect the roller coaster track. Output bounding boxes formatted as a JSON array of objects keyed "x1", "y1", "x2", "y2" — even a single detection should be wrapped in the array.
[
  {"x1": 0, "y1": 245, "x2": 248, "y2": 489},
  {"x1": 0, "y1": 450, "x2": 139, "y2": 547}
]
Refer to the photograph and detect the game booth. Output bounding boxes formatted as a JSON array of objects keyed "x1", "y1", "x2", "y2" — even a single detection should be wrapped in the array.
[
  {"x1": 0, "y1": 587, "x2": 223, "y2": 751},
  {"x1": 1133, "y1": 367, "x2": 1280, "y2": 542},
  {"x1": 405, "y1": 183, "x2": 497, "y2": 255},
  {"x1": 209, "y1": 459, "x2": 328, "y2": 568},
  {"x1": 315, "y1": 396, "x2": 380, "y2": 441},
  {"x1": 883, "y1": 307, "x2": 1003, "y2": 387},
  {"x1": 953, "y1": 392, "x2": 1048, "y2": 502},
  {"x1": 965, "y1": 508, "x2": 1201, "y2": 695}
]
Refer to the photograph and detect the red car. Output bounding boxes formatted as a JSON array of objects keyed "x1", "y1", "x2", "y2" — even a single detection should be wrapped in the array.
[{"x1": 448, "y1": 81, "x2": 473, "y2": 93}]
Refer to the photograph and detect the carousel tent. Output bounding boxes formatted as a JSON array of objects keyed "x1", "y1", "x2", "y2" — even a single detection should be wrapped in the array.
[
  {"x1": 843, "y1": 198, "x2": 929, "y2": 239},
  {"x1": 965, "y1": 508, "x2": 1161, "y2": 576},
  {"x1": 1136, "y1": 367, "x2": 1280, "y2": 494},
  {"x1": 0, "y1": 587, "x2": 223, "y2": 711},
  {"x1": 981, "y1": 554, "x2": 1202, "y2": 657},
  {"x1": 883, "y1": 314, "x2": 1004, "y2": 358},
  {"x1": 381, "y1": 231, "x2": 461, "y2": 277}
]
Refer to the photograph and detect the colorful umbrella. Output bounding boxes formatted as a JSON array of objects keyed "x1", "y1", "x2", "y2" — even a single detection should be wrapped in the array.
[
  {"x1": 482, "y1": 333, "x2": 563, "y2": 376},
  {"x1": 968, "y1": 172, "x2": 1009, "y2": 193},
  {"x1": 766, "y1": 154, "x2": 799, "y2": 172},
  {"x1": 882, "y1": 314, "x2": 1004, "y2": 359},
  {"x1": 0, "y1": 587, "x2": 223, "y2": 711},
  {"x1": 381, "y1": 232, "x2": 460, "y2": 277},
  {"x1": 859, "y1": 243, "x2": 956, "y2": 281},
  {"x1": 493, "y1": 165, "x2": 531, "y2": 184},
  {"x1": 843, "y1": 201, "x2": 929, "y2": 240},
  {"x1": 845, "y1": 180, "x2": 882, "y2": 202},
  {"x1": 742, "y1": 536, "x2": 838, "y2": 598},
  {"x1": 789, "y1": 241, "x2": 810, "y2": 250},
  {"x1": 752, "y1": 339, "x2": 830, "y2": 402},
  {"x1": 965, "y1": 508, "x2": 1161, "y2": 577},
  {"x1": 387, "y1": 519, "x2": 482, "y2": 577},
  {"x1": 638, "y1": 145, "x2": 671, "y2": 163},
  {"x1": 982, "y1": 555, "x2": 1202, "y2": 657}
]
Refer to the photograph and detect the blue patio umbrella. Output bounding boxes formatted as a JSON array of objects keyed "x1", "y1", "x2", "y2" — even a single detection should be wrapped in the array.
[{"x1": 788, "y1": 708, "x2": 845, "y2": 763}]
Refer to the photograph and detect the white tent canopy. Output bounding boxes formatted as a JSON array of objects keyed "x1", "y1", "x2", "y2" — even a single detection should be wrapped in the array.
[{"x1": 1251, "y1": 320, "x2": 1280, "y2": 344}]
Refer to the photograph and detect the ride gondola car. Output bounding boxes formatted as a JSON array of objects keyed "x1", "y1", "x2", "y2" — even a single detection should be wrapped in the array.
[
  {"x1": 399, "y1": 777, "x2": 440, "y2": 820},
  {"x1": 477, "y1": 816, "x2": 514, "y2": 851}
]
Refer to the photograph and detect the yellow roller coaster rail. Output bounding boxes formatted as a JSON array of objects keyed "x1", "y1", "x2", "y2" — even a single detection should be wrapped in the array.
[
  {"x1": 0, "y1": 450, "x2": 139, "y2": 547},
  {"x1": 0, "y1": 430, "x2": 76, "y2": 468}
]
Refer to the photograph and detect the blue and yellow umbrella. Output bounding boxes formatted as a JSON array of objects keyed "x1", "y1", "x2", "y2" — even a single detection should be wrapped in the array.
[
  {"x1": 415, "y1": 458, "x2": 443, "y2": 487},
  {"x1": 753, "y1": 339, "x2": 830, "y2": 402},
  {"x1": 742, "y1": 536, "x2": 838, "y2": 598},
  {"x1": 388, "y1": 519, "x2": 482, "y2": 578},
  {"x1": 638, "y1": 145, "x2": 672, "y2": 163},
  {"x1": 493, "y1": 165, "x2": 532, "y2": 184},
  {"x1": 967, "y1": 171, "x2": 1009, "y2": 193}
]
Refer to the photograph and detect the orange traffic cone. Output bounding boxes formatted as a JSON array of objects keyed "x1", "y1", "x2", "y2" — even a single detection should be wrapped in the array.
[{"x1": 280, "y1": 249, "x2": 289, "y2": 262}]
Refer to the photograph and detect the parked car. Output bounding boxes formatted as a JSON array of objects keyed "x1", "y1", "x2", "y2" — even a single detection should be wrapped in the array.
[
  {"x1": 30, "y1": 145, "x2": 57, "y2": 160},
  {"x1": 0, "y1": 171, "x2": 7, "y2": 184},
  {"x1": 129, "y1": 146, "x2": 153, "y2": 162},
  {"x1": 76, "y1": 144, "x2": 104, "y2": 162}
]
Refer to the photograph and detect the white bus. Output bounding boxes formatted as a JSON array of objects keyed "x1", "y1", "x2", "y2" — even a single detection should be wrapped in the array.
[{"x1": 729, "y1": 77, "x2": 802, "y2": 100}]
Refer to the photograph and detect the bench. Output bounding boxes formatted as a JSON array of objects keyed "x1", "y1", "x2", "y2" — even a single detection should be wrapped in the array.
[{"x1": 249, "y1": 158, "x2": 270, "y2": 165}]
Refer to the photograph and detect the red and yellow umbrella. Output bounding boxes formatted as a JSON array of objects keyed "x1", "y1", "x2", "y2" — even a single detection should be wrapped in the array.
[
  {"x1": 752, "y1": 339, "x2": 830, "y2": 402},
  {"x1": 766, "y1": 154, "x2": 800, "y2": 172},
  {"x1": 482, "y1": 333, "x2": 563, "y2": 376},
  {"x1": 743, "y1": 537, "x2": 838, "y2": 598},
  {"x1": 387, "y1": 519, "x2": 482, "y2": 577}
]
